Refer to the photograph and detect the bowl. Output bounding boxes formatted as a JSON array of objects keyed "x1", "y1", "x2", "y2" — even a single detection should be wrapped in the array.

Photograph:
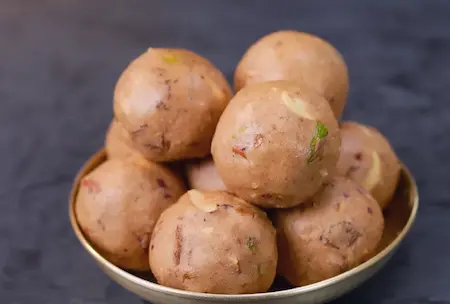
[{"x1": 69, "y1": 149, "x2": 418, "y2": 304}]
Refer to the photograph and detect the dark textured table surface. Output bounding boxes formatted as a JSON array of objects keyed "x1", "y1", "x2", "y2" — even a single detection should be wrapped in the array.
[{"x1": 1, "y1": 1, "x2": 449, "y2": 303}]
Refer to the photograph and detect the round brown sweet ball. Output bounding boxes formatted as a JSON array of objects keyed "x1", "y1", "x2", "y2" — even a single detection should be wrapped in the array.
[
  {"x1": 211, "y1": 80, "x2": 340, "y2": 208},
  {"x1": 234, "y1": 30, "x2": 349, "y2": 118},
  {"x1": 275, "y1": 177, "x2": 384, "y2": 287},
  {"x1": 149, "y1": 190, "x2": 278, "y2": 294},
  {"x1": 336, "y1": 121, "x2": 401, "y2": 209},
  {"x1": 114, "y1": 48, "x2": 233, "y2": 162},
  {"x1": 105, "y1": 119, "x2": 139, "y2": 160},
  {"x1": 186, "y1": 157, "x2": 226, "y2": 191},
  {"x1": 75, "y1": 157, "x2": 186, "y2": 271}
]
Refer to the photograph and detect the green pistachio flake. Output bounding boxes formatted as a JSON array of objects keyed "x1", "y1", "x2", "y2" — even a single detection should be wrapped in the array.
[
  {"x1": 316, "y1": 121, "x2": 328, "y2": 139},
  {"x1": 246, "y1": 236, "x2": 257, "y2": 252},
  {"x1": 238, "y1": 126, "x2": 248, "y2": 133},
  {"x1": 232, "y1": 134, "x2": 237, "y2": 140},
  {"x1": 163, "y1": 54, "x2": 179, "y2": 64},
  {"x1": 307, "y1": 121, "x2": 329, "y2": 163},
  {"x1": 257, "y1": 264, "x2": 263, "y2": 275}
]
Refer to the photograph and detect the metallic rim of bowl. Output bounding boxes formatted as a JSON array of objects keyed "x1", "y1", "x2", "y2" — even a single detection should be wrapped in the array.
[{"x1": 69, "y1": 149, "x2": 419, "y2": 300}]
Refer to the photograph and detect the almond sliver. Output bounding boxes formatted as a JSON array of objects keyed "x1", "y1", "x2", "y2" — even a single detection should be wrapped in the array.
[
  {"x1": 282, "y1": 91, "x2": 315, "y2": 120},
  {"x1": 188, "y1": 190, "x2": 218, "y2": 212},
  {"x1": 362, "y1": 151, "x2": 381, "y2": 191}
]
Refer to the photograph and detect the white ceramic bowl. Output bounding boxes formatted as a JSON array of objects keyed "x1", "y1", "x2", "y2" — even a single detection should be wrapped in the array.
[{"x1": 69, "y1": 150, "x2": 418, "y2": 304}]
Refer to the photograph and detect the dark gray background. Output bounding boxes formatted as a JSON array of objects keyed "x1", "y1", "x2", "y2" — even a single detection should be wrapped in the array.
[{"x1": 0, "y1": 0, "x2": 448, "y2": 303}]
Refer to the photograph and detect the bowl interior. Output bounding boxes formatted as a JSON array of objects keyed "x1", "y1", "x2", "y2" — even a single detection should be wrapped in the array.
[{"x1": 69, "y1": 149, "x2": 418, "y2": 296}]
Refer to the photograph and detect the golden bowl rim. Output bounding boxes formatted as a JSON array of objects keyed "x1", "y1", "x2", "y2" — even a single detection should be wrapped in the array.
[{"x1": 69, "y1": 149, "x2": 419, "y2": 300}]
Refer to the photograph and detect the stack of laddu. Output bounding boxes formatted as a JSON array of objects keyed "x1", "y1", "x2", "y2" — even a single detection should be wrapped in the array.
[{"x1": 76, "y1": 30, "x2": 400, "y2": 294}]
